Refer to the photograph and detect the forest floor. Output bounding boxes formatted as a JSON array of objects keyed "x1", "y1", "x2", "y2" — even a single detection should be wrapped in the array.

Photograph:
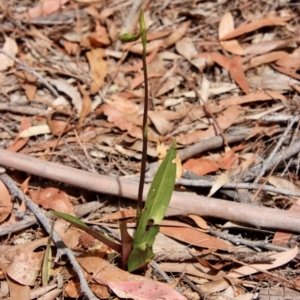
[{"x1": 1, "y1": 0, "x2": 300, "y2": 299}]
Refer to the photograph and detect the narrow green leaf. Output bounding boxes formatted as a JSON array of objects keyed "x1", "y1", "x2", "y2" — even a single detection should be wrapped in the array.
[
  {"x1": 51, "y1": 210, "x2": 122, "y2": 253},
  {"x1": 128, "y1": 140, "x2": 177, "y2": 272},
  {"x1": 42, "y1": 221, "x2": 54, "y2": 286}
]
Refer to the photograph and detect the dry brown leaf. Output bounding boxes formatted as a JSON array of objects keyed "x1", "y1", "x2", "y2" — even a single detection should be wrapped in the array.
[
  {"x1": 244, "y1": 38, "x2": 294, "y2": 56},
  {"x1": 49, "y1": 78, "x2": 82, "y2": 113},
  {"x1": 127, "y1": 39, "x2": 164, "y2": 55},
  {"x1": 88, "y1": 21, "x2": 111, "y2": 47},
  {"x1": 76, "y1": 255, "x2": 186, "y2": 299},
  {"x1": 178, "y1": 106, "x2": 243, "y2": 145},
  {"x1": 187, "y1": 215, "x2": 208, "y2": 230},
  {"x1": 246, "y1": 51, "x2": 289, "y2": 70},
  {"x1": 221, "y1": 16, "x2": 292, "y2": 41},
  {"x1": 0, "y1": 36, "x2": 18, "y2": 71},
  {"x1": 99, "y1": 209, "x2": 137, "y2": 221},
  {"x1": 0, "y1": 181, "x2": 12, "y2": 223},
  {"x1": 148, "y1": 113, "x2": 171, "y2": 135},
  {"x1": 228, "y1": 246, "x2": 298, "y2": 278},
  {"x1": 219, "y1": 12, "x2": 235, "y2": 40},
  {"x1": 6, "y1": 248, "x2": 44, "y2": 286},
  {"x1": 6, "y1": 277, "x2": 30, "y2": 300},
  {"x1": 8, "y1": 117, "x2": 31, "y2": 152},
  {"x1": 211, "y1": 91, "x2": 286, "y2": 111},
  {"x1": 160, "y1": 226, "x2": 235, "y2": 251},
  {"x1": 14, "y1": 0, "x2": 69, "y2": 19},
  {"x1": 207, "y1": 173, "x2": 230, "y2": 197},
  {"x1": 229, "y1": 56, "x2": 249, "y2": 93},
  {"x1": 164, "y1": 20, "x2": 191, "y2": 48},
  {"x1": 273, "y1": 199, "x2": 300, "y2": 246},
  {"x1": 29, "y1": 187, "x2": 73, "y2": 215},
  {"x1": 268, "y1": 176, "x2": 300, "y2": 192},
  {"x1": 160, "y1": 262, "x2": 224, "y2": 281},
  {"x1": 221, "y1": 40, "x2": 245, "y2": 55},
  {"x1": 78, "y1": 84, "x2": 92, "y2": 126},
  {"x1": 124, "y1": 47, "x2": 159, "y2": 72},
  {"x1": 86, "y1": 48, "x2": 107, "y2": 94},
  {"x1": 131, "y1": 73, "x2": 162, "y2": 90}
]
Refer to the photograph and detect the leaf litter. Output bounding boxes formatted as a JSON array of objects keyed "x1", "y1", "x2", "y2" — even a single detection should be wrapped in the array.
[{"x1": 1, "y1": 1, "x2": 300, "y2": 300}]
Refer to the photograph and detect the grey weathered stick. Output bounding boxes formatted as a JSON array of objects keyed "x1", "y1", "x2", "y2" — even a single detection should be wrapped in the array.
[{"x1": 1, "y1": 148, "x2": 300, "y2": 233}]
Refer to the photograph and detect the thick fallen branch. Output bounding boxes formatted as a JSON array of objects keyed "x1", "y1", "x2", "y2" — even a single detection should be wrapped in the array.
[{"x1": 1, "y1": 148, "x2": 300, "y2": 232}]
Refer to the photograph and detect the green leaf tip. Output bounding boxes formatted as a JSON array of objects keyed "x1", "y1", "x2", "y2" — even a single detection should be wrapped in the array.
[{"x1": 118, "y1": 33, "x2": 141, "y2": 43}]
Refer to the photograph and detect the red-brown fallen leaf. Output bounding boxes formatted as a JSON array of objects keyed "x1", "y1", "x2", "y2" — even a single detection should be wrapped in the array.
[
  {"x1": 124, "y1": 47, "x2": 159, "y2": 72},
  {"x1": 6, "y1": 248, "x2": 44, "y2": 286},
  {"x1": 131, "y1": 73, "x2": 162, "y2": 90},
  {"x1": 160, "y1": 226, "x2": 235, "y2": 251},
  {"x1": 29, "y1": 187, "x2": 73, "y2": 214},
  {"x1": 7, "y1": 116, "x2": 31, "y2": 152},
  {"x1": 245, "y1": 51, "x2": 289, "y2": 70},
  {"x1": 220, "y1": 16, "x2": 292, "y2": 41},
  {"x1": 272, "y1": 63, "x2": 300, "y2": 80},
  {"x1": 164, "y1": 20, "x2": 191, "y2": 48},
  {"x1": 48, "y1": 119, "x2": 74, "y2": 136},
  {"x1": 210, "y1": 91, "x2": 286, "y2": 111},
  {"x1": 220, "y1": 40, "x2": 245, "y2": 55},
  {"x1": 178, "y1": 106, "x2": 243, "y2": 145},
  {"x1": 99, "y1": 209, "x2": 137, "y2": 221},
  {"x1": 76, "y1": 254, "x2": 186, "y2": 300},
  {"x1": 244, "y1": 38, "x2": 294, "y2": 56},
  {"x1": 229, "y1": 56, "x2": 249, "y2": 94},
  {"x1": 15, "y1": 0, "x2": 69, "y2": 19},
  {"x1": 276, "y1": 55, "x2": 300, "y2": 69},
  {"x1": 183, "y1": 148, "x2": 238, "y2": 176},
  {"x1": 0, "y1": 181, "x2": 12, "y2": 223}
]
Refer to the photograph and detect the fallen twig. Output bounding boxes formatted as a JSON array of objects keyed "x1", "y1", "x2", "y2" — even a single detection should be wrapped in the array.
[{"x1": 1, "y1": 148, "x2": 300, "y2": 232}]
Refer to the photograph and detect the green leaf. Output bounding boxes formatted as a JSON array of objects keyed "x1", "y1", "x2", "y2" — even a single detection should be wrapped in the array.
[
  {"x1": 118, "y1": 33, "x2": 141, "y2": 43},
  {"x1": 42, "y1": 221, "x2": 54, "y2": 286},
  {"x1": 51, "y1": 210, "x2": 122, "y2": 253},
  {"x1": 128, "y1": 140, "x2": 177, "y2": 272}
]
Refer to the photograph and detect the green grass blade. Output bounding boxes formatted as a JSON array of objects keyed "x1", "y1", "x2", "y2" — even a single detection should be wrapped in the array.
[{"x1": 51, "y1": 210, "x2": 122, "y2": 253}]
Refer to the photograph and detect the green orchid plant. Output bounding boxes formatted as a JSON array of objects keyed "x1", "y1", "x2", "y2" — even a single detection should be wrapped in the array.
[{"x1": 52, "y1": 9, "x2": 177, "y2": 273}]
